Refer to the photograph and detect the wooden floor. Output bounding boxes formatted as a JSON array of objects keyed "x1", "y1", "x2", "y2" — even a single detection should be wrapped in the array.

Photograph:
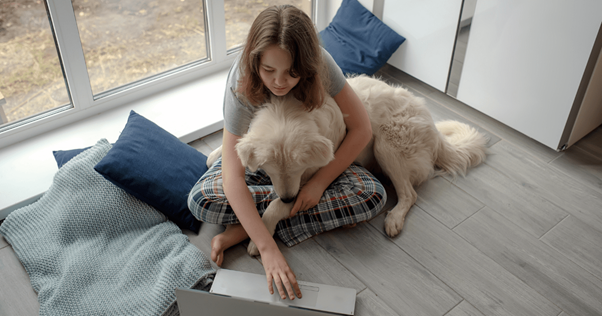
[{"x1": 2, "y1": 66, "x2": 602, "y2": 316}]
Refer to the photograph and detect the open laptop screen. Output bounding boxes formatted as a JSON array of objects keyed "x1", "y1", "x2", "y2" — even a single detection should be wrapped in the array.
[
  {"x1": 209, "y1": 269, "x2": 356, "y2": 315},
  {"x1": 176, "y1": 288, "x2": 339, "y2": 316}
]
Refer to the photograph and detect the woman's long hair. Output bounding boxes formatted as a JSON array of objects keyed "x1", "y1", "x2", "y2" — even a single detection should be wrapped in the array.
[{"x1": 237, "y1": 5, "x2": 329, "y2": 111}]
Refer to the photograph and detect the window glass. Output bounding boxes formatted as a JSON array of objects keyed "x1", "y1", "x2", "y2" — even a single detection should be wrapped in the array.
[
  {"x1": 224, "y1": 0, "x2": 312, "y2": 51},
  {"x1": 0, "y1": 1, "x2": 71, "y2": 127},
  {"x1": 72, "y1": 0, "x2": 208, "y2": 96}
]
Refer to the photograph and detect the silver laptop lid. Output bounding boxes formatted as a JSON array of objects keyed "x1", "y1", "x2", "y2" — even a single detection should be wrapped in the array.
[
  {"x1": 176, "y1": 288, "x2": 332, "y2": 316},
  {"x1": 210, "y1": 269, "x2": 356, "y2": 315}
]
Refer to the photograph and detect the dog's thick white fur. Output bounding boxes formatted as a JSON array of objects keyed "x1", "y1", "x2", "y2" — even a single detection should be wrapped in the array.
[{"x1": 207, "y1": 76, "x2": 487, "y2": 256}]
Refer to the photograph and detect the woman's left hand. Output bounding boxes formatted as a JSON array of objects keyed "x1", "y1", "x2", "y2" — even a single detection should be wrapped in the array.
[{"x1": 289, "y1": 183, "x2": 325, "y2": 217}]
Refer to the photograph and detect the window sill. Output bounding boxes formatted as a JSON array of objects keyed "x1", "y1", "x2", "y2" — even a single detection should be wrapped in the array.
[{"x1": 0, "y1": 68, "x2": 229, "y2": 220}]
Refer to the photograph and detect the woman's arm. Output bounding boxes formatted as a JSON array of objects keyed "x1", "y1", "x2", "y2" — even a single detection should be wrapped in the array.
[
  {"x1": 221, "y1": 129, "x2": 302, "y2": 300},
  {"x1": 290, "y1": 82, "x2": 372, "y2": 215}
]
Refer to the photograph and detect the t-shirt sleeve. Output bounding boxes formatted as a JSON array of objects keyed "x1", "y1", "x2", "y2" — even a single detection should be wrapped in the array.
[
  {"x1": 223, "y1": 56, "x2": 254, "y2": 137},
  {"x1": 322, "y1": 47, "x2": 347, "y2": 97}
]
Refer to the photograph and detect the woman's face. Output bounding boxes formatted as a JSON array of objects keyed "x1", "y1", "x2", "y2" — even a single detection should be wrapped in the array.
[{"x1": 259, "y1": 45, "x2": 300, "y2": 97}]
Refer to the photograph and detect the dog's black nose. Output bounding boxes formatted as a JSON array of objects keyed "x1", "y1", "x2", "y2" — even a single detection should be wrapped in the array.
[{"x1": 281, "y1": 197, "x2": 295, "y2": 204}]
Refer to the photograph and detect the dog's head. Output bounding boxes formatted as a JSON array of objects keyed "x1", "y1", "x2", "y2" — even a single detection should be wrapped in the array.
[{"x1": 235, "y1": 98, "x2": 335, "y2": 203}]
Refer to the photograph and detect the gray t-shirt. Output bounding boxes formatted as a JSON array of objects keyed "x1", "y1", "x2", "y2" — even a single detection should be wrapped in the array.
[{"x1": 223, "y1": 47, "x2": 347, "y2": 136}]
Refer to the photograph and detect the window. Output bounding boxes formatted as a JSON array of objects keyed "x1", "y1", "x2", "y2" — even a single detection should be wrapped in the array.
[
  {"x1": 0, "y1": 0, "x2": 71, "y2": 129},
  {"x1": 73, "y1": 0, "x2": 209, "y2": 96},
  {"x1": 0, "y1": 0, "x2": 313, "y2": 149}
]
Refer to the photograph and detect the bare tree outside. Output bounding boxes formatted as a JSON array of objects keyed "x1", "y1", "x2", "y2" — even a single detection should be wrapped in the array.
[{"x1": 0, "y1": 0, "x2": 310, "y2": 127}]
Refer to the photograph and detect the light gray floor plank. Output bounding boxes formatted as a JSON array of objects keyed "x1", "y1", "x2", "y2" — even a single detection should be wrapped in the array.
[
  {"x1": 486, "y1": 141, "x2": 602, "y2": 233},
  {"x1": 445, "y1": 300, "x2": 485, "y2": 316},
  {"x1": 541, "y1": 215, "x2": 602, "y2": 281},
  {"x1": 314, "y1": 222, "x2": 462, "y2": 316},
  {"x1": 445, "y1": 161, "x2": 567, "y2": 238},
  {"x1": 454, "y1": 207, "x2": 602, "y2": 316},
  {"x1": 379, "y1": 65, "x2": 563, "y2": 163},
  {"x1": 414, "y1": 176, "x2": 484, "y2": 229},
  {"x1": 5, "y1": 65, "x2": 602, "y2": 316},
  {"x1": 201, "y1": 130, "x2": 224, "y2": 150},
  {"x1": 276, "y1": 239, "x2": 366, "y2": 293},
  {"x1": 550, "y1": 146, "x2": 602, "y2": 193},
  {"x1": 369, "y1": 207, "x2": 560, "y2": 316},
  {"x1": 0, "y1": 246, "x2": 39, "y2": 316},
  {"x1": 188, "y1": 139, "x2": 215, "y2": 157},
  {"x1": 354, "y1": 289, "x2": 399, "y2": 316}
]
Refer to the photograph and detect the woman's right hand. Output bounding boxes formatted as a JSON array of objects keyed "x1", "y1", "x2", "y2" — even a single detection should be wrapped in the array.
[{"x1": 260, "y1": 246, "x2": 302, "y2": 300}]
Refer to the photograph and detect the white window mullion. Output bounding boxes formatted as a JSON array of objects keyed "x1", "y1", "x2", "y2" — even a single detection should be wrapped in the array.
[
  {"x1": 206, "y1": 0, "x2": 228, "y2": 62},
  {"x1": 46, "y1": 0, "x2": 94, "y2": 110}
]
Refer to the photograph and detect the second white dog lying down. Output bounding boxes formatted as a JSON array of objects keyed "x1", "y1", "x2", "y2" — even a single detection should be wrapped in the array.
[{"x1": 207, "y1": 75, "x2": 487, "y2": 256}]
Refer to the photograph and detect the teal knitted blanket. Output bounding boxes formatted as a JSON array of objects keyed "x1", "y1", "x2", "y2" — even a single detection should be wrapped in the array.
[{"x1": 0, "y1": 139, "x2": 215, "y2": 316}]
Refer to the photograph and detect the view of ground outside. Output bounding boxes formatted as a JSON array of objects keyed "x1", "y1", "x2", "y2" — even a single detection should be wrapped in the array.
[{"x1": 0, "y1": 0, "x2": 310, "y2": 127}]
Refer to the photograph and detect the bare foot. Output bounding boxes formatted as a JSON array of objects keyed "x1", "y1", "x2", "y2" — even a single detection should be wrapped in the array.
[{"x1": 211, "y1": 224, "x2": 248, "y2": 266}]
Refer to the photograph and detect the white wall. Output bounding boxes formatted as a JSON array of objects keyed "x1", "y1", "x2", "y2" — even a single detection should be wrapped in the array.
[
  {"x1": 461, "y1": 0, "x2": 477, "y2": 26},
  {"x1": 568, "y1": 47, "x2": 602, "y2": 147}
]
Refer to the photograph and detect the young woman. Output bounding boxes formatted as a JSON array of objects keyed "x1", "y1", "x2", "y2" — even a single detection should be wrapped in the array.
[{"x1": 188, "y1": 5, "x2": 385, "y2": 301}]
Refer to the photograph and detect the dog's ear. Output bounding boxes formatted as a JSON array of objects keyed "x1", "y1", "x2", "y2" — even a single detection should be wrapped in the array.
[
  {"x1": 297, "y1": 136, "x2": 334, "y2": 168},
  {"x1": 235, "y1": 137, "x2": 262, "y2": 172}
]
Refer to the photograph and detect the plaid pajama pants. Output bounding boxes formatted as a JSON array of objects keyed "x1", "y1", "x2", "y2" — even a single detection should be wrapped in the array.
[{"x1": 187, "y1": 157, "x2": 387, "y2": 247}]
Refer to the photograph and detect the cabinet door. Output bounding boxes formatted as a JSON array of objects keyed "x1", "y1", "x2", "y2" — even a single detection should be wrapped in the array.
[
  {"x1": 456, "y1": 0, "x2": 602, "y2": 150},
  {"x1": 383, "y1": 0, "x2": 463, "y2": 92}
]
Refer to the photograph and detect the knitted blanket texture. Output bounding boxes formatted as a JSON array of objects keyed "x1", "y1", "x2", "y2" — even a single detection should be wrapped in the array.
[{"x1": 0, "y1": 139, "x2": 214, "y2": 316}]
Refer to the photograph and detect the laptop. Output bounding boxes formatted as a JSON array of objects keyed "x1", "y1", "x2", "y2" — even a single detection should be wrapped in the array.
[{"x1": 176, "y1": 268, "x2": 356, "y2": 315}]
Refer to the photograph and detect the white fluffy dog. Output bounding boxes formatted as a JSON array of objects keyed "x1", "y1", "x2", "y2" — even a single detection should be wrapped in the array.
[{"x1": 207, "y1": 76, "x2": 487, "y2": 255}]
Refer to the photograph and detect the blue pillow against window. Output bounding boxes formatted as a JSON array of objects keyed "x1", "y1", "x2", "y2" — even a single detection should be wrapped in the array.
[
  {"x1": 93, "y1": 110, "x2": 207, "y2": 233},
  {"x1": 53, "y1": 147, "x2": 91, "y2": 168},
  {"x1": 319, "y1": 0, "x2": 406, "y2": 76}
]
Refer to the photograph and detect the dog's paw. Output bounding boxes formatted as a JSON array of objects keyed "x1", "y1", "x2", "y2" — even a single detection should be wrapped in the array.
[
  {"x1": 247, "y1": 241, "x2": 260, "y2": 256},
  {"x1": 384, "y1": 212, "x2": 405, "y2": 237},
  {"x1": 206, "y1": 146, "x2": 222, "y2": 168}
]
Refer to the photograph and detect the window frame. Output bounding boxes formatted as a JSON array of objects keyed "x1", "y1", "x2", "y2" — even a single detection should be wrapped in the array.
[{"x1": 0, "y1": 0, "x2": 237, "y2": 149}]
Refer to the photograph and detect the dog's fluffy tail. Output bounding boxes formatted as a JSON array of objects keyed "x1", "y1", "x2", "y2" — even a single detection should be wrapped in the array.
[{"x1": 434, "y1": 120, "x2": 488, "y2": 177}]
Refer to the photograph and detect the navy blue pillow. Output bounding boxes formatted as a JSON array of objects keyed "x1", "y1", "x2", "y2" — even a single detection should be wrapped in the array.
[
  {"x1": 319, "y1": 0, "x2": 405, "y2": 76},
  {"x1": 53, "y1": 147, "x2": 90, "y2": 168},
  {"x1": 93, "y1": 111, "x2": 207, "y2": 233}
]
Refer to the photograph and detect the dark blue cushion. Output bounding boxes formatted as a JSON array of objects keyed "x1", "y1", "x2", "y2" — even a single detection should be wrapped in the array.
[
  {"x1": 319, "y1": 0, "x2": 405, "y2": 76},
  {"x1": 53, "y1": 147, "x2": 91, "y2": 168},
  {"x1": 93, "y1": 110, "x2": 207, "y2": 233}
]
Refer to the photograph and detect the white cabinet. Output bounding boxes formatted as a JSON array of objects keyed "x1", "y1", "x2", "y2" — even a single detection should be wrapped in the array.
[
  {"x1": 320, "y1": 0, "x2": 602, "y2": 150},
  {"x1": 456, "y1": 0, "x2": 602, "y2": 150},
  {"x1": 382, "y1": 0, "x2": 463, "y2": 92}
]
